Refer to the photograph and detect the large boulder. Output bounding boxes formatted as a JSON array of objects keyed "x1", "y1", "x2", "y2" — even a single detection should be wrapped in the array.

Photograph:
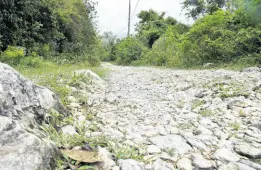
[{"x1": 0, "y1": 62, "x2": 67, "y2": 169}]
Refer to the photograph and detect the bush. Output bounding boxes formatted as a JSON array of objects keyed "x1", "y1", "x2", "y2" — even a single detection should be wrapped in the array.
[
  {"x1": 0, "y1": 46, "x2": 25, "y2": 65},
  {"x1": 144, "y1": 27, "x2": 182, "y2": 67},
  {"x1": 179, "y1": 10, "x2": 236, "y2": 66},
  {"x1": 19, "y1": 56, "x2": 48, "y2": 68},
  {"x1": 114, "y1": 37, "x2": 147, "y2": 65}
]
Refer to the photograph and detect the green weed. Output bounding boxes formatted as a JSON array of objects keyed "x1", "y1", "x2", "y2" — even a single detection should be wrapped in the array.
[
  {"x1": 231, "y1": 122, "x2": 240, "y2": 131},
  {"x1": 192, "y1": 99, "x2": 206, "y2": 109},
  {"x1": 199, "y1": 109, "x2": 213, "y2": 117}
]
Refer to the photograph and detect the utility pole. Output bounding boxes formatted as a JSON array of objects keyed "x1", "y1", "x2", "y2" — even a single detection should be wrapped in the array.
[{"x1": 127, "y1": 0, "x2": 131, "y2": 37}]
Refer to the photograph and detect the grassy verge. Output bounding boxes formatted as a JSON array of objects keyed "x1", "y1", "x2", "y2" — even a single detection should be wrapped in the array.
[{"x1": 15, "y1": 62, "x2": 108, "y2": 80}]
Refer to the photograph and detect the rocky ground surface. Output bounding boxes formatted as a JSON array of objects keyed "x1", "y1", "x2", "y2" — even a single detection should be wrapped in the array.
[
  {"x1": 80, "y1": 63, "x2": 261, "y2": 170},
  {"x1": 2, "y1": 62, "x2": 260, "y2": 170}
]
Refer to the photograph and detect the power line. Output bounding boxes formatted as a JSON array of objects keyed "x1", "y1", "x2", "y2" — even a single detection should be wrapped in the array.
[
  {"x1": 131, "y1": 0, "x2": 140, "y2": 20},
  {"x1": 116, "y1": 25, "x2": 128, "y2": 36}
]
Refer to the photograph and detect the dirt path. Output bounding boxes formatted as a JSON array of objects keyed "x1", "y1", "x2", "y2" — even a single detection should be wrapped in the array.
[{"x1": 88, "y1": 63, "x2": 261, "y2": 170}]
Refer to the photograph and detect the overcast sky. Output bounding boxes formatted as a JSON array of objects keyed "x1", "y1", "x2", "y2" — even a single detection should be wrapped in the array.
[{"x1": 95, "y1": 0, "x2": 194, "y2": 37}]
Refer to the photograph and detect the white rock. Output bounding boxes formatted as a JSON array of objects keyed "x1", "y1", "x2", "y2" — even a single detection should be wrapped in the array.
[
  {"x1": 160, "y1": 152, "x2": 178, "y2": 162},
  {"x1": 72, "y1": 146, "x2": 82, "y2": 150},
  {"x1": 118, "y1": 159, "x2": 144, "y2": 170},
  {"x1": 61, "y1": 125, "x2": 77, "y2": 135},
  {"x1": 234, "y1": 143, "x2": 261, "y2": 159},
  {"x1": 0, "y1": 62, "x2": 67, "y2": 169},
  {"x1": 67, "y1": 96, "x2": 77, "y2": 103},
  {"x1": 149, "y1": 135, "x2": 192, "y2": 155},
  {"x1": 191, "y1": 153, "x2": 213, "y2": 169},
  {"x1": 240, "y1": 159, "x2": 261, "y2": 170},
  {"x1": 91, "y1": 132, "x2": 102, "y2": 137},
  {"x1": 69, "y1": 102, "x2": 81, "y2": 109},
  {"x1": 152, "y1": 158, "x2": 175, "y2": 170},
  {"x1": 176, "y1": 158, "x2": 193, "y2": 170},
  {"x1": 147, "y1": 145, "x2": 161, "y2": 154},
  {"x1": 213, "y1": 148, "x2": 240, "y2": 163},
  {"x1": 218, "y1": 162, "x2": 239, "y2": 170},
  {"x1": 235, "y1": 162, "x2": 256, "y2": 170},
  {"x1": 111, "y1": 166, "x2": 120, "y2": 170},
  {"x1": 98, "y1": 147, "x2": 116, "y2": 170}
]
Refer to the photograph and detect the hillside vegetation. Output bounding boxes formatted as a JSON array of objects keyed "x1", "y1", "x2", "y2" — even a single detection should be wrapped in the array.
[
  {"x1": 101, "y1": 0, "x2": 261, "y2": 69},
  {"x1": 0, "y1": 0, "x2": 103, "y2": 68}
]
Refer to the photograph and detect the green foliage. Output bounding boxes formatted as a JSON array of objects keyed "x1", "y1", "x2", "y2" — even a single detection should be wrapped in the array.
[
  {"x1": 199, "y1": 109, "x2": 213, "y2": 117},
  {"x1": 135, "y1": 9, "x2": 187, "y2": 48},
  {"x1": 101, "y1": 32, "x2": 118, "y2": 61},
  {"x1": 182, "y1": 0, "x2": 229, "y2": 19},
  {"x1": 106, "y1": 1, "x2": 260, "y2": 69},
  {"x1": 107, "y1": 141, "x2": 143, "y2": 161},
  {"x1": 0, "y1": 46, "x2": 25, "y2": 65},
  {"x1": 216, "y1": 82, "x2": 250, "y2": 99},
  {"x1": 181, "y1": 10, "x2": 237, "y2": 66},
  {"x1": 192, "y1": 99, "x2": 206, "y2": 109},
  {"x1": 0, "y1": 0, "x2": 101, "y2": 65},
  {"x1": 239, "y1": 109, "x2": 246, "y2": 117},
  {"x1": 114, "y1": 37, "x2": 147, "y2": 65},
  {"x1": 144, "y1": 27, "x2": 182, "y2": 66},
  {"x1": 231, "y1": 122, "x2": 241, "y2": 131}
]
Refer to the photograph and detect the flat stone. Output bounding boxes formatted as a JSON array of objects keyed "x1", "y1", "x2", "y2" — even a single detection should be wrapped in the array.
[
  {"x1": 184, "y1": 136, "x2": 209, "y2": 151},
  {"x1": 147, "y1": 145, "x2": 161, "y2": 154},
  {"x1": 191, "y1": 153, "x2": 213, "y2": 169},
  {"x1": 160, "y1": 152, "x2": 178, "y2": 162},
  {"x1": 149, "y1": 135, "x2": 192, "y2": 155},
  {"x1": 61, "y1": 125, "x2": 77, "y2": 135},
  {"x1": 176, "y1": 158, "x2": 193, "y2": 170},
  {"x1": 240, "y1": 159, "x2": 261, "y2": 170},
  {"x1": 213, "y1": 148, "x2": 240, "y2": 163},
  {"x1": 218, "y1": 162, "x2": 239, "y2": 170},
  {"x1": 152, "y1": 158, "x2": 175, "y2": 170},
  {"x1": 235, "y1": 162, "x2": 256, "y2": 170},
  {"x1": 118, "y1": 159, "x2": 144, "y2": 170},
  {"x1": 234, "y1": 143, "x2": 261, "y2": 159}
]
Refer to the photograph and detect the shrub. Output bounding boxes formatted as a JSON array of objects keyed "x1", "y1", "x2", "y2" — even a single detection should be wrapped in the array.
[
  {"x1": 144, "y1": 27, "x2": 182, "y2": 67},
  {"x1": 114, "y1": 37, "x2": 147, "y2": 65},
  {"x1": 180, "y1": 10, "x2": 236, "y2": 66},
  {"x1": 19, "y1": 56, "x2": 44, "y2": 68},
  {"x1": 0, "y1": 46, "x2": 25, "y2": 65}
]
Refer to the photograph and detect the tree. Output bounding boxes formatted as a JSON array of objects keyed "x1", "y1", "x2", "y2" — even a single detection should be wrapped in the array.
[
  {"x1": 0, "y1": 0, "x2": 98, "y2": 58},
  {"x1": 135, "y1": 9, "x2": 184, "y2": 48},
  {"x1": 101, "y1": 31, "x2": 117, "y2": 61},
  {"x1": 114, "y1": 37, "x2": 146, "y2": 65},
  {"x1": 182, "y1": 0, "x2": 229, "y2": 19}
]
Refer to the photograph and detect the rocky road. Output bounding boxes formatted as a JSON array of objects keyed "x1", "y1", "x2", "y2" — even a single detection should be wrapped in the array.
[{"x1": 87, "y1": 63, "x2": 261, "y2": 170}]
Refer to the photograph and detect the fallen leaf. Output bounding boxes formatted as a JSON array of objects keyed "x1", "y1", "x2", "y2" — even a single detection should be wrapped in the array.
[{"x1": 61, "y1": 149, "x2": 102, "y2": 163}]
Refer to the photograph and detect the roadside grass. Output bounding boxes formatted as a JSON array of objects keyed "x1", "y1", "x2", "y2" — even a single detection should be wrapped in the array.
[
  {"x1": 15, "y1": 62, "x2": 108, "y2": 80},
  {"x1": 15, "y1": 62, "x2": 108, "y2": 106}
]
